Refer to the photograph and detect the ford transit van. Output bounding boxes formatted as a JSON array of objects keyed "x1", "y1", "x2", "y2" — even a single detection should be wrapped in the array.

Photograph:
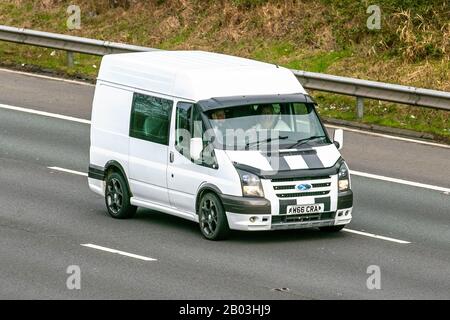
[{"x1": 88, "y1": 51, "x2": 353, "y2": 240}]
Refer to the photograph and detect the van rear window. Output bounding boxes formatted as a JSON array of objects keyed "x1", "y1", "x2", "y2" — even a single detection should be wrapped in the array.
[{"x1": 129, "y1": 93, "x2": 173, "y2": 145}]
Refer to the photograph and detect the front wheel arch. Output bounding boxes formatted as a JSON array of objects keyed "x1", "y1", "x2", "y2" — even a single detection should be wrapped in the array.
[
  {"x1": 195, "y1": 183, "x2": 223, "y2": 215},
  {"x1": 104, "y1": 161, "x2": 133, "y2": 197}
]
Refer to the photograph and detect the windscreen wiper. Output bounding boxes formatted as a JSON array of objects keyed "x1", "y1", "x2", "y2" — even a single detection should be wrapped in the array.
[
  {"x1": 287, "y1": 135, "x2": 327, "y2": 149},
  {"x1": 245, "y1": 135, "x2": 288, "y2": 150}
]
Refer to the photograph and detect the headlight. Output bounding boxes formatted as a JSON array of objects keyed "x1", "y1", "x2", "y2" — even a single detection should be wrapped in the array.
[
  {"x1": 338, "y1": 161, "x2": 350, "y2": 192},
  {"x1": 237, "y1": 169, "x2": 264, "y2": 197}
]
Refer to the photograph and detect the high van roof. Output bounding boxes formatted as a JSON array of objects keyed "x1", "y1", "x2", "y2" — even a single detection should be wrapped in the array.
[{"x1": 97, "y1": 51, "x2": 306, "y2": 101}]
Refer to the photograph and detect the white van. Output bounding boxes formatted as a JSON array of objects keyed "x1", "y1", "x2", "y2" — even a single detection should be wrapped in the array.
[{"x1": 88, "y1": 51, "x2": 353, "y2": 240}]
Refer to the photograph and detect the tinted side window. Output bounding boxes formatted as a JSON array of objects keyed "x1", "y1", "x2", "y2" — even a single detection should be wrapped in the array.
[
  {"x1": 175, "y1": 104, "x2": 217, "y2": 168},
  {"x1": 192, "y1": 104, "x2": 205, "y2": 139},
  {"x1": 130, "y1": 93, "x2": 173, "y2": 145},
  {"x1": 193, "y1": 105, "x2": 216, "y2": 168},
  {"x1": 175, "y1": 102, "x2": 193, "y2": 157}
]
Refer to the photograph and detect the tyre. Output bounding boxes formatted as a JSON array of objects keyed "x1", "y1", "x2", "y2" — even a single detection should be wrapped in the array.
[
  {"x1": 319, "y1": 225, "x2": 346, "y2": 232},
  {"x1": 198, "y1": 192, "x2": 230, "y2": 240},
  {"x1": 105, "y1": 171, "x2": 137, "y2": 219}
]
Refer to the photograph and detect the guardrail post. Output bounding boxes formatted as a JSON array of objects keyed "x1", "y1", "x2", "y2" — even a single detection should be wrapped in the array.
[
  {"x1": 356, "y1": 96, "x2": 364, "y2": 119},
  {"x1": 66, "y1": 51, "x2": 74, "y2": 67}
]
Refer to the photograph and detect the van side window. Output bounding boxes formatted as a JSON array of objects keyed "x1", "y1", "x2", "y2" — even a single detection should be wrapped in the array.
[
  {"x1": 192, "y1": 104, "x2": 205, "y2": 140},
  {"x1": 175, "y1": 102, "x2": 193, "y2": 156},
  {"x1": 130, "y1": 93, "x2": 173, "y2": 145},
  {"x1": 175, "y1": 103, "x2": 217, "y2": 168},
  {"x1": 193, "y1": 105, "x2": 217, "y2": 168}
]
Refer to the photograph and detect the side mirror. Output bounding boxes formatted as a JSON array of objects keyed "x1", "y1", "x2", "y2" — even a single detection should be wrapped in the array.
[
  {"x1": 190, "y1": 137, "x2": 203, "y2": 161},
  {"x1": 333, "y1": 129, "x2": 343, "y2": 150}
]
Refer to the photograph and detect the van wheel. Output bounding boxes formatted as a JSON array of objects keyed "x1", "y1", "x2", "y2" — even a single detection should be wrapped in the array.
[
  {"x1": 198, "y1": 193, "x2": 230, "y2": 240},
  {"x1": 319, "y1": 225, "x2": 345, "y2": 232},
  {"x1": 105, "y1": 172, "x2": 136, "y2": 219}
]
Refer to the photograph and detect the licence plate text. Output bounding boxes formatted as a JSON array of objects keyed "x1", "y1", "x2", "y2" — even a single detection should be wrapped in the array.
[{"x1": 286, "y1": 204, "x2": 324, "y2": 215}]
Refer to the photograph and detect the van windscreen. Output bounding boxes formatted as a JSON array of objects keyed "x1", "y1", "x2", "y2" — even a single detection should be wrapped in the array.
[{"x1": 205, "y1": 102, "x2": 330, "y2": 150}]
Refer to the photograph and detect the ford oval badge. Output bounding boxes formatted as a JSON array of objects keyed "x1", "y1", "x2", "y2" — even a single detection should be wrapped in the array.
[{"x1": 296, "y1": 183, "x2": 312, "y2": 191}]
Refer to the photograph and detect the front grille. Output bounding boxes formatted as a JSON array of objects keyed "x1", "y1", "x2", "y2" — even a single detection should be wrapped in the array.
[
  {"x1": 273, "y1": 182, "x2": 331, "y2": 191},
  {"x1": 271, "y1": 175, "x2": 334, "y2": 212},
  {"x1": 272, "y1": 212, "x2": 335, "y2": 224},
  {"x1": 276, "y1": 191, "x2": 330, "y2": 198},
  {"x1": 312, "y1": 182, "x2": 331, "y2": 188},
  {"x1": 271, "y1": 175, "x2": 330, "y2": 183},
  {"x1": 273, "y1": 185, "x2": 295, "y2": 190}
]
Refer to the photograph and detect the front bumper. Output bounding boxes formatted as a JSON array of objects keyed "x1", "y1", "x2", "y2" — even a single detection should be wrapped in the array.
[
  {"x1": 222, "y1": 191, "x2": 353, "y2": 231},
  {"x1": 221, "y1": 194, "x2": 271, "y2": 214},
  {"x1": 226, "y1": 208, "x2": 352, "y2": 231}
]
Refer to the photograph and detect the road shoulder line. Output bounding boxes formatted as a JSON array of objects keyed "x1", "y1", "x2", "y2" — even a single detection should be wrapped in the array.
[
  {"x1": 81, "y1": 243, "x2": 157, "y2": 261},
  {"x1": 343, "y1": 229, "x2": 411, "y2": 244},
  {"x1": 0, "y1": 103, "x2": 91, "y2": 124},
  {"x1": 351, "y1": 170, "x2": 450, "y2": 193}
]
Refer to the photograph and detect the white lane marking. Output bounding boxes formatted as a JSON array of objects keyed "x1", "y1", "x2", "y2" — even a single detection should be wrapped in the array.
[
  {"x1": 325, "y1": 124, "x2": 450, "y2": 149},
  {"x1": 0, "y1": 68, "x2": 94, "y2": 87},
  {"x1": 48, "y1": 166, "x2": 87, "y2": 177},
  {"x1": 81, "y1": 244, "x2": 157, "y2": 261},
  {"x1": 351, "y1": 170, "x2": 450, "y2": 193},
  {"x1": 343, "y1": 229, "x2": 411, "y2": 244},
  {"x1": 0, "y1": 103, "x2": 91, "y2": 124}
]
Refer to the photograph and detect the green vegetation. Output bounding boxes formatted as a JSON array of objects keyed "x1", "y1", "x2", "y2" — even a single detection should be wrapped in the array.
[{"x1": 0, "y1": 0, "x2": 448, "y2": 141}]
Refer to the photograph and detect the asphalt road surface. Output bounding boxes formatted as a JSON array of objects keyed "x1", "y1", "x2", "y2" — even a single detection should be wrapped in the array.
[{"x1": 0, "y1": 69, "x2": 449, "y2": 299}]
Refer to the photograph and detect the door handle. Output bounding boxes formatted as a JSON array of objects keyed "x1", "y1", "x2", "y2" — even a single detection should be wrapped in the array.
[{"x1": 169, "y1": 151, "x2": 174, "y2": 163}]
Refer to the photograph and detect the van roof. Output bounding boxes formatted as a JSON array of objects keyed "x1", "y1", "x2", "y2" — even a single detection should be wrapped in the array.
[{"x1": 97, "y1": 50, "x2": 306, "y2": 101}]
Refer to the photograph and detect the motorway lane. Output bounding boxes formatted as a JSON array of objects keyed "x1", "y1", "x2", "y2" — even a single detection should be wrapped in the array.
[
  {"x1": 1, "y1": 69, "x2": 449, "y2": 188},
  {"x1": 1, "y1": 158, "x2": 449, "y2": 299},
  {"x1": 0, "y1": 106, "x2": 449, "y2": 299},
  {"x1": 0, "y1": 69, "x2": 94, "y2": 119},
  {"x1": 0, "y1": 107, "x2": 88, "y2": 172},
  {"x1": 339, "y1": 132, "x2": 450, "y2": 188},
  {"x1": 350, "y1": 179, "x2": 450, "y2": 249}
]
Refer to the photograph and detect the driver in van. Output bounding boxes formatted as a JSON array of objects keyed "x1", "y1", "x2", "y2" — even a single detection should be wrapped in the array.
[
  {"x1": 254, "y1": 104, "x2": 290, "y2": 131},
  {"x1": 210, "y1": 109, "x2": 227, "y2": 142},
  {"x1": 211, "y1": 109, "x2": 225, "y2": 121}
]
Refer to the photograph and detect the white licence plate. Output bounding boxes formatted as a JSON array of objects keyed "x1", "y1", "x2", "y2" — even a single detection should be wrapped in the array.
[{"x1": 286, "y1": 204, "x2": 324, "y2": 215}]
